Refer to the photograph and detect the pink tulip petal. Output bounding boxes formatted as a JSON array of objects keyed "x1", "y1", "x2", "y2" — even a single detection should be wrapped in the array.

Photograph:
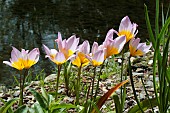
[
  {"x1": 119, "y1": 16, "x2": 132, "y2": 32},
  {"x1": 43, "y1": 44, "x2": 51, "y2": 56},
  {"x1": 105, "y1": 29, "x2": 114, "y2": 41},
  {"x1": 79, "y1": 40, "x2": 90, "y2": 54},
  {"x1": 3, "y1": 61, "x2": 12, "y2": 67},
  {"x1": 28, "y1": 48, "x2": 40, "y2": 61},
  {"x1": 93, "y1": 50, "x2": 104, "y2": 63},
  {"x1": 113, "y1": 35, "x2": 126, "y2": 52},
  {"x1": 55, "y1": 52, "x2": 66, "y2": 63},
  {"x1": 92, "y1": 42, "x2": 99, "y2": 54}
]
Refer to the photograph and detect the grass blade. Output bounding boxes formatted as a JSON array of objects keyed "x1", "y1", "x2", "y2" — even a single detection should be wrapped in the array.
[
  {"x1": 144, "y1": 4, "x2": 156, "y2": 49},
  {"x1": 127, "y1": 98, "x2": 158, "y2": 113},
  {"x1": 14, "y1": 105, "x2": 28, "y2": 113},
  {"x1": 0, "y1": 98, "x2": 19, "y2": 113},
  {"x1": 29, "y1": 88, "x2": 47, "y2": 110}
]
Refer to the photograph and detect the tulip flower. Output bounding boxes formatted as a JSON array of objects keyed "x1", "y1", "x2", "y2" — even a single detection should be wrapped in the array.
[
  {"x1": 129, "y1": 38, "x2": 152, "y2": 56},
  {"x1": 103, "y1": 35, "x2": 126, "y2": 59},
  {"x1": 3, "y1": 47, "x2": 40, "y2": 70},
  {"x1": 86, "y1": 42, "x2": 105, "y2": 67},
  {"x1": 55, "y1": 32, "x2": 79, "y2": 59},
  {"x1": 71, "y1": 40, "x2": 90, "y2": 67},
  {"x1": 43, "y1": 44, "x2": 66, "y2": 65},
  {"x1": 3, "y1": 47, "x2": 40, "y2": 106},
  {"x1": 113, "y1": 16, "x2": 138, "y2": 43}
]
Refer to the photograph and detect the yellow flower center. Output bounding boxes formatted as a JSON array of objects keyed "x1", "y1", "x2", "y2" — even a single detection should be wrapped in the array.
[
  {"x1": 129, "y1": 45, "x2": 144, "y2": 56},
  {"x1": 92, "y1": 60, "x2": 103, "y2": 67},
  {"x1": 118, "y1": 30, "x2": 134, "y2": 42},
  {"x1": 72, "y1": 52, "x2": 89, "y2": 67},
  {"x1": 105, "y1": 46, "x2": 119, "y2": 59},
  {"x1": 12, "y1": 58, "x2": 24, "y2": 70}
]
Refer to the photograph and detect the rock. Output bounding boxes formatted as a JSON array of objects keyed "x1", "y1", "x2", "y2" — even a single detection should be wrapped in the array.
[
  {"x1": 44, "y1": 74, "x2": 57, "y2": 83},
  {"x1": 118, "y1": 58, "x2": 122, "y2": 63},
  {"x1": 30, "y1": 81, "x2": 40, "y2": 86},
  {"x1": 13, "y1": 90, "x2": 20, "y2": 97},
  {"x1": 0, "y1": 85, "x2": 8, "y2": 93},
  {"x1": 148, "y1": 60, "x2": 153, "y2": 65}
]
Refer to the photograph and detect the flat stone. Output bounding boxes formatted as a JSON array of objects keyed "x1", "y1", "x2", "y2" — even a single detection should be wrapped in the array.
[
  {"x1": 13, "y1": 90, "x2": 20, "y2": 97},
  {"x1": 44, "y1": 74, "x2": 57, "y2": 83}
]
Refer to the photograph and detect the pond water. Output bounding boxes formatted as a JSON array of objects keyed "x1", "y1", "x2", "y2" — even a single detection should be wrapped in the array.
[{"x1": 0, "y1": 0, "x2": 168, "y2": 86}]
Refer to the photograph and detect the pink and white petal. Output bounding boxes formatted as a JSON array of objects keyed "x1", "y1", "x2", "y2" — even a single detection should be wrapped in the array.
[
  {"x1": 85, "y1": 54, "x2": 92, "y2": 62},
  {"x1": 66, "y1": 35, "x2": 76, "y2": 49},
  {"x1": 68, "y1": 54, "x2": 77, "y2": 62},
  {"x1": 66, "y1": 36, "x2": 79, "y2": 51},
  {"x1": 105, "y1": 29, "x2": 114, "y2": 41},
  {"x1": 28, "y1": 48, "x2": 40, "y2": 60},
  {"x1": 11, "y1": 46, "x2": 21, "y2": 59},
  {"x1": 93, "y1": 50, "x2": 104, "y2": 63},
  {"x1": 55, "y1": 52, "x2": 66, "y2": 63},
  {"x1": 80, "y1": 40, "x2": 90, "y2": 54},
  {"x1": 43, "y1": 44, "x2": 51, "y2": 56},
  {"x1": 131, "y1": 38, "x2": 140, "y2": 48},
  {"x1": 11, "y1": 50, "x2": 21, "y2": 62},
  {"x1": 142, "y1": 43, "x2": 152, "y2": 53},
  {"x1": 119, "y1": 16, "x2": 132, "y2": 32},
  {"x1": 113, "y1": 35, "x2": 126, "y2": 52},
  {"x1": 50, "y1": 49, "x2": 58, "y2": 55},
  {"x1": 3, "y1": 61, "x2": 12, "y2": 67},
  {"x1": 132, "y1": 23, "x2": 138, "y2": 35},
  {"x1": 56, "y1": 32, "x2": 63, "y2": 51},
  {"x1": 92, "y1": 42, "x2": 99, "y2": 54}
]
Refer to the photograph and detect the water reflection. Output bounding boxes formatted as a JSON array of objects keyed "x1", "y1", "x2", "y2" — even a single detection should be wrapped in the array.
[{"x1": 0, "y1": 0, "x2": 169, "y2": 86}]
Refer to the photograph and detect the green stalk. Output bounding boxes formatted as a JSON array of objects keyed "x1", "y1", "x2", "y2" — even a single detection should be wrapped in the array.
[
  {"x1": 91, "y1": 67, "x2": 96, "y2": 100},
  {"x1": 128, "y1": 56, "x2": 144, "y2": 113},
  {"x1": 19, "y1": 70, "x2": 23, "y2": 106},
  {"x1": 64, "y1": 63, "x2": 69, "y2": 96},
  {"x1": 19, "y1": 69, "x2": 28, "y2": 106},
  {"x1": 140, "y1": 76, "x2": 154, "y2": 113},
  {"x1": 55, "y1": 65, "x2": 62, "y2": 100},
  {"x1": 120, "y1": 50, "x2": 126, "y2": 111},
  {"x1": 155, "y1": 0, "x2": 159, "y2": 37},
  {"x1": 89, "y1": 66, "x2": 96, "y2": 112},
  {"x1": 94, "y1": 60, "x2": 105, "y2": 101},
  {"x1": 76, "y1": 65, "x2": 82, "y2": 105}
]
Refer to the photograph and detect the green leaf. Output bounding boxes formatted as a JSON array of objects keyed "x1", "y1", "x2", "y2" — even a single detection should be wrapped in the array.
[
  {"x1": 158, "y1": 17, "x2": 170, "y2": 40},
  {"x1": 112, "y1": 94, "x2": 121, "y2": 113},
  {"x1": 33, "y1": 103, "x2": 45, "y2": 113},
  {"x1": 127, "y1": 98, "x2": 158, "y2": 113},
  {"x1": 144, "y1": 4, "x2": 156, "y2": 49},
  {"x1": 50, "y1": 103, "x2": 77, "y2": 112},
  {"x1": 29, "y1": 88, "x2": 47, "y2": 110},
  {"x1": 91, "y1": 80, "x2": 128, "y2": 113},
  {"x1": 0, "y1": 98, "x2": 19, "y2": 113},
  {"x1": 41, "y1": 86, "x2": 48, "y2": 102},
  {"x1": 14, "y1": 105, "x2": 28, "y2": 113},
  {"x1": 0, "y1": 98, "x2": 6, "y2": 104}
]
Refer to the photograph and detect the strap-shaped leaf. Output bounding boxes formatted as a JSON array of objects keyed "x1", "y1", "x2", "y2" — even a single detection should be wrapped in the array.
[
  {"x1": 127, "y1": 98, "x2": 158, "y2": 113},
  {"x1": 29, "y1": 88, "x2": 47, "y2": 110},
  {"x1": 14, "y1": 105, "x2": 28, "y2": 113},
  {"x1": 0, "y1": 98, "x2": 19, "y2": 113},
  {"x1": 92, "y1": 80, "x2": 128, "y2": 113}
]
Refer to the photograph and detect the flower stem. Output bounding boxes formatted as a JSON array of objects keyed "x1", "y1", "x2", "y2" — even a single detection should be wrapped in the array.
[
  {"x1": 94, "y1": 61, "x2": 105, "y2": 101},
  {"x1": 19, "y1": 69, "x2": 28, "y2": 106},
  {"x1": 128, "y1": 56, "x2": 144, "y2": 113},
  {"x1": 91, "y1": 67, "x2": 96, "y2": 101},
  {"x1": 64, "y1": 64, "x2": 69, "y2": 96},
  {"x1": 55, "y1": 65, "x2": 62, "y2": 100},
  {"x1": 76, "y1": 65, "x2": 82, "y2": 105}
]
